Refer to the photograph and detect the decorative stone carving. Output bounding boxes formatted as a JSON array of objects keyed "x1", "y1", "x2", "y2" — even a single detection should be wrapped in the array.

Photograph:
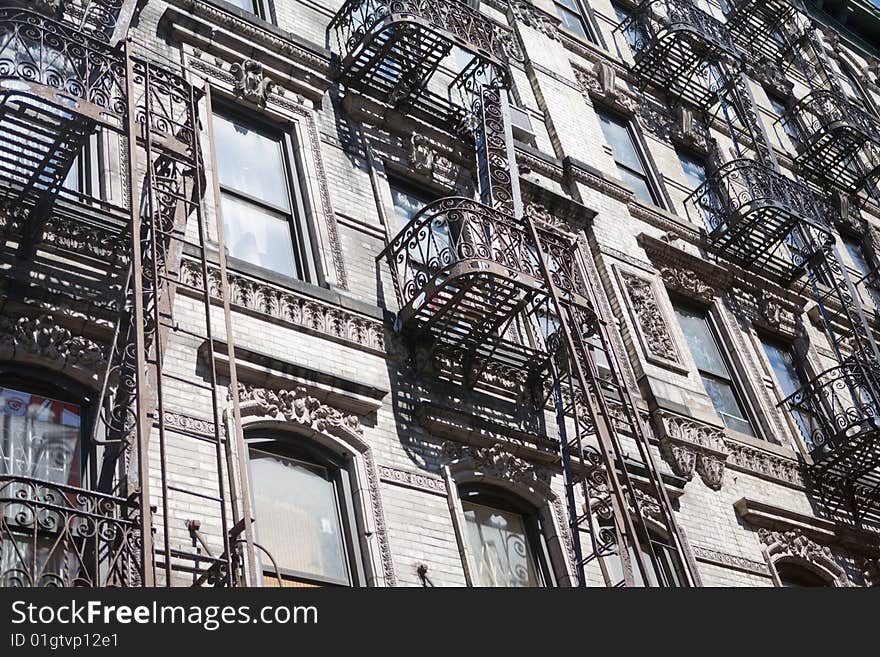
[
  {"x1": 574, "y1": 62, "x2": 639, "y2": 116},
  {"x1": 410, "y1": 134, "x2": 438, "y2": 178},
  {"x1": 630, "y1": 488, "x2": 663, "y2": 522},
  {"x1": 231, "y1": 58, "x2": 275, "y2": 105},
  {"x1": 0, "y1": 315, "x2": 106, "y2": 372},
  {"x1": 180, "y1": 260, "x2": 384, "y2": 354},
  {"x1": 236, "y1": 384, "x2": 363, "y2": 438},
  {"x1": 861, "y1": 558, "x2": 880, "y2": 587},
  {"x1": 660, "y1": 265, "x2": 715, "y2": 303},
  {"x1": 510, "y1": 0, "x2": 560, "y2": 41},
  {"x1": 724, "y1": 441, "x2": 806, "y2": 488},
  {"x1": 619, "y1": 270, "x2": 679, "y2": 364},
  {"x1": 691, "y1": 545, "x2": 772, "y2": 577},
  {"x1": 444, "y1": 442, "x2": 541, "y2": 484},
  {"x1": 655, "y1": 411, "x2": 728, "y2": 490},
  {"x1": 758, "y1": 528, "x2": 845, "y2": 584}
]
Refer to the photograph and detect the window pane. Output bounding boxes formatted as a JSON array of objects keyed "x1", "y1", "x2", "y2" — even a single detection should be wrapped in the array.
[
  {"x1": 616, "y1": 166, "x2": 655, "y2": 204},
  {"x1": 844, "y1": 238, "x2": 871, "y2": 277},
  {"x1": 556, "y1": 6, "x2": 588, "y2": 39},
  {"x1": 213, "y1": 113, "x2": 290, "y2": 210},
  {"x1": 597, "y1": 112, "x2": 645, "y2": 173},
  {"x1": 462, "y1": 501, "x2": 540, "y2": 587},
  {"x1": 701, "y1": 375, "x2": 754, "y2": 435},
  {"x1": 673, "y1": 306, "x2": 729, "y2": 378},
  {"x1": 249, "y1": 449, "x2": 349, "y2": 583},
  {"x1": 677, "y1": 151, "x2": 707, "y2": 189},
  {"x1": 390, "y1": 183, "x2": 432, "y2": 230},
  {"x1": 225, "y1": 0, "x2": 257, "y2": 13},
  {"x1": 221, "y1": 193, "x2": 297, "y2": 278},
  {"x1": 0, "y1": 387, "x2": 81, "y2": 486}
]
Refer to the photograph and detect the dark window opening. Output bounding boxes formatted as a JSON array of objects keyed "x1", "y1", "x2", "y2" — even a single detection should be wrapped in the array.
[{"x1": 596, "y1": 108, "x2": 662, "y2": 206}]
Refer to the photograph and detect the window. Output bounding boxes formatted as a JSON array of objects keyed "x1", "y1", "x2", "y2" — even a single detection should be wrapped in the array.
[
  {"x1": 766, "y1": 93, "x2": 796, "y2": 148},
  {"x1": 676, "y1": 149, "x2": 707, "y2": 190},
  {"x1": 842, "y1": 236, "x2": 880, "y2": 311},
  {"x1": 459, "y1": 487, "x2": 553, "y2": 587},
  {"x1": 553, "y1": 0, "x2": 592, "y2": 41},
  {"x1": 247, "y1": 438, "x2": 363, "y2": 587},
  {"x1": 225, "y1": 0, "x2": 270, "y2": 20},
  {"x1": 673, "y1": 303, "x2": 757, "y2": 436},
  {"x1": 760, "y1": 337, "x2": 815, "y2": 449},
  {"x1": 612, "y1": 2, "x2": 644, "y2": 57},
  {"x1": 213, "y1": 110, "x2": 314, "y2": 281},
  {"x1": 0, "y1": 385, "x2": 82, "y2": 487},
  {"x1": 388, "y1": 177, "x2": 451, "y2": 264},
  {"x1": 596, "y1": 108, "x2": 661, "y2": 205},
  {"x1": 605, "y1": 531, "x2": 682, "y2": 587},
  {"x1": 776, "y1": 562, "x2": 830, "y2": 587}
]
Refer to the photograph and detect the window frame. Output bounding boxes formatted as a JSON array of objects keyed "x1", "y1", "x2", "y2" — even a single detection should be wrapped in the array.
[
  {"x1": 552, "y1": 0, "x2": 598, "y2": 44},
  {"x1": 672, "y1": 298, "x2": 764, "y2": 439},
  {"x1": 595, "y1": 105, "x2": 667, "y2": 208},
  {"x1": 457, "y1": 484, "x2": 556, "y2": 588},
  {"x1": 216, "y1": 0, "x2": 274, "y2": 23},
  {"x1": 0, "y1": 365, "x2": 98, "y2": 491},
  {"x1": 244, "y1": 432, "x2": 366, "y2": 587},
  {"x1": 212, "y1": 103, "x2": 318, "y2": 284},
  {"x1": 840, "y1": 233, "x2": 880, "y2": 314}
]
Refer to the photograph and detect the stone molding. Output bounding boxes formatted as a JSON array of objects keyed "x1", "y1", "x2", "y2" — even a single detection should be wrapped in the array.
[
  {"x1": 443, "y1": 442, "x2": 550, "y2": 485},
  {"x1": 0, "y1": 314, "x2": 106, "y2": 376},
  {"x1": 180, "y1": 260, "x2": 384, "y2": 355},
  {"x1": 617, "y1": 268, "x2": 681, "y2": 368},
  {"x1": 691, "y1": 545, "x2": 772, "y2": 577},
  {"x1": 377, "y1": 465, "x2": 447, "y2": 497},
  {"x1": 724, "y1": 440, "x2": 806, "y2": 489},
  {"x1": 759, "y1": 528, "x2": 849, "y2": 586},
  {"x1": 653, "y1": 410, "x2": 728, "y2": 490},
  {"x1": 509, "y1": 0, "x2": 560, "y2": 41}
]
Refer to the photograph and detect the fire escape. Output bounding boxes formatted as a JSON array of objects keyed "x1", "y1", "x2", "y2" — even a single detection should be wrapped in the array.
[
  {"x1": 0, "y1": 1, "x2": 259, "y2": 587},
  {"x1": 622, "y1": 0, "x2": 880, "y2": 527},
  {"x1": 331, "y1": 0, "x2": 699, "y2": 586}
]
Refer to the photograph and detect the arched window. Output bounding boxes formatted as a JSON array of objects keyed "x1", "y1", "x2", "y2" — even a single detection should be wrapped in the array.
[
  {"x1": 776, "y1": 561, "x2": 832, "y2": 587},
  {"x1": 246, "y1": 433, "x2": 365, "y2": 587},
  {"x1": 458, "y1": 485, "x2": 555, "y2": 587}
]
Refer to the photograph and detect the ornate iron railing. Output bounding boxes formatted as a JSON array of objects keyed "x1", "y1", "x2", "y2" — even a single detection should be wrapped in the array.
[
  {"x1": 686, "y1": 158, "x2": 831, "y2": 237},
  {"x1": 0, "y1": 476, "x2": 140, "y2": 587},
  {"x1": 328, "y1": 0, "x2": 518, "y2": 71},
  {"x1": 621, "y1": 0, "x2": 739, "y2": 61},
  {"x1": 783, "y1": 360, "x2": 880, "y2": 452},
  {"x1": 0, "y1": 9, "x2": 127, "y2": 124},
  {"x1": 382, "y1": 197, "x2": 584, "y2": 316},
  {"x1": 6, "y1": 0, "x2": 140, "y2": 43},
  {"x1": 787, "y1": 91, "x2": 880, "y2": 143}
]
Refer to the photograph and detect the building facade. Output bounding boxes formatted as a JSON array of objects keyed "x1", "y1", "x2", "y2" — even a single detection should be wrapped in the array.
[{"x1": 1, "y1": 0, "x2": 880, "y2": 587}]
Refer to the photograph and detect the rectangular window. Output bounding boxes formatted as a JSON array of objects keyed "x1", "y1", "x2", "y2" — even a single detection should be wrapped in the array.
[
  {"x1": 213, "y1": 110, "x2": 313, "y2": 281},
  {"x1": 462, "y1": 500, "x2": 543, "y2": 587},
  {"x1": 554, "y1": 0, "x2": 592, "y2": 41},
  {"x1": 249, "y1": 448, "x2": 352, "y2": 586},
  {"x1": 760, "y1": 337, "x2": 815, "y2": 449},
  {"x1": 766, "y1": 93, "x2": 796, "y2": 147},
  {"x1": 0, "y1": 387, "x2": 81, "y2": 487},
  {"x1": 596, "y1": 108, "x2": 660, "y2": 205},
  {"x1": 225, "y1": 0, "x2": 268, "y2": 19},
  {"x1": 673, "y1": 303, "x2": 757, "y2": 436},
  {"x1": 612, "y1": 2, "x2": 643, "y2": 56},
  {"x1": 676, "y1": 149, "x2": 707, "y2": 190},
  {"x1": 842, "y1": 236, "x2": 880, "y2": 311}
]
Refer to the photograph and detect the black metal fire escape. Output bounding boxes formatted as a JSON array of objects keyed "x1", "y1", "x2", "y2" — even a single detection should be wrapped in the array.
[
  {"x1": 620, "y1": 0, "x2": 880, "y2": 527},
  {"x1": 332, "y1": 0, "x2": 699, "y2": 586},
  {"x1": 0, "y1": 1, "x2": 259, "y2": 587}
]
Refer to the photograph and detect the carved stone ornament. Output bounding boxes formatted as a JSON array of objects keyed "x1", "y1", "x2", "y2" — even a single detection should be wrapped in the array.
[
  {"x1": 758, "y1": 528, "x2": 847, "y2": 585},
  {"x1": 0, "y1": 314, "x2": 106, "y2": 372},
  {"x1": 659, "y1": 265, "x2": 715, "y2": 303},
  {"x1": 510, "y1": 0, "x2": 560, "y2": 41},
  {"x1": 231, "y1": 58, "x2": 275, "y2": 106},
  {"x1": 655, "y1": 411, "x2": 728, "y2": 490},
  {"x1": 444, "y1": 442, "x2": 543, "y2": 485},
  {"x1": 619, "y1": 270, "x2": 680, "y2": 364},
  {"x1": 410, "y1": 134, "x2": 437, "y2": 178},
  {"x1": 574, "y1": 62, "x2": 639, "y2": 116},
  {"x1": 236, "y1": 383, "x2": 363, "y2": 438}
]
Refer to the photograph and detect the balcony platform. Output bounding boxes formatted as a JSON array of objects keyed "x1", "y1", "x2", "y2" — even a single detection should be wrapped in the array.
[
  {"x1": 686, "y1": 158, "x2": 831, "y2": 282},
  {"x1": 621, "y1": 0, "x2": 740, "y2": 109},
  {"x1": 786, "y1": 91, "x2": 880, "y2": 195},
  {"x1": 381, "y1": 197, "x2": 592, "y2": 386},
  {"x1": 328, "y1": 0, "x2": 518, "y2": 128}
]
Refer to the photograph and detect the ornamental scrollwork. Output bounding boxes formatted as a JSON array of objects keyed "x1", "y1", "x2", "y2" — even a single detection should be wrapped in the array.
[
  {"x1": 231, "y1": 58, "x2": 275, "y2": 106},
  {"x1": 510, "y1": 0, "x2": 560, "y2": 41},
  {"x1": 0, "y1": 315, "x2": 106, "y2": 373},
  {"x1": 443, "y1": 442, "x2": 545, "y2": 485},
  {"x1": 659, "y1": 265, "x2": 715, "y2": 303},
  {"x1": 236, "y1": 384, "x2": 363, "y2": 438},
  {"x1": 655, "y1": 411, "x2": 728, "y2": 490},
  {"x1": 619, "y1": 270, "x2": 679, "y2": 364}
]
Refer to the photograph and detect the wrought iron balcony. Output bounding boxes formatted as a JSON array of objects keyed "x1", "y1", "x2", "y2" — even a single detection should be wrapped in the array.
[
  {"x1": 619, "y1": 0, "x2": 740, "y2": 109},
  {"x1": 0, "y1": 476, "x2": 140, "y2": 587},
  {"x1": 783, "y1": 359, "x2": 880, "y2": 525},
  {"x1": 2, "y1": 0, "x2": 142, "y2": 44},
  {"x1": 784, "y1": 90, "x2": 880, "y2": 194},
  {"x1": 723, "y1": 0, "x2": 806, "y2": 64},
  {"x1": 685, "y1": 158, "x2": 831, "y2": 281},
  {"x1": 328, "y1": 0, "x2": 519, "y2": 126},
  {"x1": 381, "y1": 197, "x2": 591, "y2": 383}
]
